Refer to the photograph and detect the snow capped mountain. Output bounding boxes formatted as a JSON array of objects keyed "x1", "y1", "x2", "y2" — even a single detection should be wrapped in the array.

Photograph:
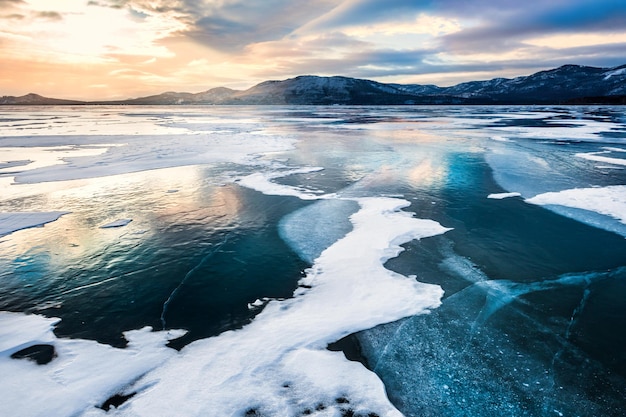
[
  {"x1": 2, "y1": 64, "x2": 625, "y2": 105},
  {"x1": 179, "y1": 64, "x2": 626, "y2": 105},
  {"x1": 430, "y1": 64, "x2": 626, "y2": 102},
  {"x1": 224, "y1": 75, "x2": 426, "y2": 105}
]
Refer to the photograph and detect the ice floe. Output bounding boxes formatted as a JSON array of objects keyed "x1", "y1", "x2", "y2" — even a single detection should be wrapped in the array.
[
  {"x1": 492, "y1": 118, "x2": 623, "y2": 142},
  {"x1": 527, "y1": 185, "x2": 626, "y2": 224},
  {"x1": 576, "y1": 151, "x2": 626, "y2": 167},
  {"x1": 491, "y1": 135, "x2": 513, "y2": 142},
  {"x1": 100, "y1": 219, "x2": 132, "y2": 228},
  {"x1": 0, "y1": 211, "x2": 68, "y2": 237},
  {"x1": 236, "y1": 167, "x2": 334, "y2": 200},
  {"x1": 0, "y1": 145, "x2": 113, "y2": 178},
  {"x1": 488, "y1": 192, "x2": 521, "y2": 199}
]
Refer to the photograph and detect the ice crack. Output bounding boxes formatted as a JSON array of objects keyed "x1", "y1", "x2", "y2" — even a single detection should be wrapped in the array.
[{"x1": 160, "y1": 232, "x2": 231, "y2": 329}]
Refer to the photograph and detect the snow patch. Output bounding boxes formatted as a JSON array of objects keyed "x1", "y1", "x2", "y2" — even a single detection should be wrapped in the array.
[
  {"x1": 0, "y1": 211, "x2": 69, "y2": 237},
  {"x1": 488, "y1": 192, "x2": 521, "y2": 200},
  {"x1": 491, "y1": 136, "x2": 513, "y2": 142},
  {"x1": 604, "y1": 67, "x2": 626, "y2": 80},
  {"x1": 526, "y1": 185, "x2": 626, "y2": 224},
  {"x1": 236, "y1": 167, "x2": 334, "y2": 200},
  {"x1": 111, "y1": 197, "x2": 450, "y2": 416},
  {"x1": 576, "y1": 151, "x2": 626, "y2": 167},
  {"x1": 0, "y1": 312, "x2": 185, "y2": 417}
]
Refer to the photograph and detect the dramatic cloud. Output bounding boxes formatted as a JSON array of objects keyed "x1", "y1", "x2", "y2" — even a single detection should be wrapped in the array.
[
  {"x1": 437, "y1": 0, "x2": 626, "y2": 52},
  {"x1": 1, "y1": 0, "x2": 624, "y2": 99},
  {"x1": 0, "y1": 0, "x2": 24, "y2": 7}
]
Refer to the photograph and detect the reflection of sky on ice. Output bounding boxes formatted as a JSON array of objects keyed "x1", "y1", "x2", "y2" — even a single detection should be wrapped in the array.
[
  {"x1": 1, "y1": 167, "x2": 451, "y2": 416},
  {"x1": 0, "y1": 165, "x2": 250, "y2": 320},
  {"x1": 1, "y1": 106, "x2": 625, "y2": 416}
]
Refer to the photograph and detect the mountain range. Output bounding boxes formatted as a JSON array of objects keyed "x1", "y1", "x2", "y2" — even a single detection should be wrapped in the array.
[{"x1": 2, "y1": 64, "x2": 625, "y2": 106}]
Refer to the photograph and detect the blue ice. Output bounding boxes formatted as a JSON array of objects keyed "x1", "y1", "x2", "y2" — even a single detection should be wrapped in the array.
[{"x1": 278, "y1": 199, "x2": 360, "y2": 263}]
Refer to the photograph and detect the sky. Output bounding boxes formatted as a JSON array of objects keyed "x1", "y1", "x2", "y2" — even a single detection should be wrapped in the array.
[{"x1": 1, "y1": 0, "x2": 625, "y2": 100}]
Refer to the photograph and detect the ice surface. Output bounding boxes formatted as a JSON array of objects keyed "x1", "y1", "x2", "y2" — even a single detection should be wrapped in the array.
[
  {"x1": 576, "y1": 151, "x2": 626, "y2": 167},
  {"x1": 0, "y1": 312, "x2": 60, "y2": 353},
  {"x1": 3, "y1": 106, "x2": 625, "y2": 416},
  {"x1": 491, "y1": 136, "x2": 513, "y2": 142},
  {"x1": 0, "y1": 145, "x2": 113, "y2": 179},
  {"x1": 100, "y1": 219, "x2": 132, "y2": 228},
  {"x1": 602, "y1": 147, "x2": 626, "y2": 152},
  {"x1": 473, "y1": 272, "x2": 598, "y2": 326},
  {"x1": 99, "y1": 197, "x2": 450, "y2": 416},
  {"x1": 0, "y1": 312, "x2": 185, "y2": 417},
  {"x1": 0, "y1": 211, "x2": 68, "y2": 236},
  {"x1": 0, "y1": 159, "x2": 31, "y2": 170},
  {"x1": 279, "y1": 199, "x2": 360, "y2": 263},
  {"x1": 356, "y1": 267, "x2": 626, "y2": 417},
  {"x1": 1, "y1": 109, "x2": 299, "y2": 185},
  {"x1": 527, "y1": 185, "x2": 626, "y2": 224},
  {"x1": 236, "y1": 167, "x2": 333, "y2": 200},
  {"x1": 485, "y1": 117, "x2": 626, "y2": 237},
  {"x1": 595, "y1": 165, "x2": 624, "y2": 170},
  {"x1": 0, "y1": 109, "x2": 192, "y2": 137},
  {"x1": 10, "y1": 133, "x2": 296, "y2": 184},
  {"x1": 492, "y1": 118, "x2": 623, "y2": 142},
  {"x1": 485, "y1": 150, "x2": 566, "y2": 198},
  {"x1": 487, "y1": 192, "x2": 521, "y2": 199},
  {"x1": 0, "y1": 194, "x2": 451, "y2": 416}
]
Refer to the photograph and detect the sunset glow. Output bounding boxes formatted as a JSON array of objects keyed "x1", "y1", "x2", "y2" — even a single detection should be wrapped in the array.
[{"x1": 1, "y1": 0, "x2": 625, "y2": 99}]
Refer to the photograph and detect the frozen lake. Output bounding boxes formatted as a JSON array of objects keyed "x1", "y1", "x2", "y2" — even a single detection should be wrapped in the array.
[{"x1": 1, "y1": 105, "x2": 625, "y2": 416}]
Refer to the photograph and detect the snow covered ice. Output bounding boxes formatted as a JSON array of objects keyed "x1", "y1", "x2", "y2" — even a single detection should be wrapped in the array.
[{"x1": 0, "y1": 211, "x2": 68, "y2": 237}]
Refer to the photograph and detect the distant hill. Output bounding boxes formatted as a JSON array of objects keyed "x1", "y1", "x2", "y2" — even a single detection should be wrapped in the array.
[
  {"x1": 108, "y1": 87, "x2": 240, "y2": 105},
  {"x1": 2, "y1": 64, "x2": 625, "y2": 105},
  {"x1": 0, "y1": 93, "x2": 84, "y2": 105},
  {"x1": 408, "y1": 64, "x2": 626, "y2": 104}
]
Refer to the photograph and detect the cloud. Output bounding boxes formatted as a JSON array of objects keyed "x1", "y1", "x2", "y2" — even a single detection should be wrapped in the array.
[
  {"x1": 181, "y1": 0, "x2": 341, "y2": 51},
  {"x1": 532, "y1": 0, "x2": 626, "y2": 31},
  {"x1": 0, "y1": 13, "x2": 23, "y2": 19},
  {"x1": 87, "y1": 0, "x2": 129, "y2": 9},
  {"x1": 542, "y1": 42, "x2": 626, "y2": 68},
  {"x1": 34, "y1": 10, "x2": 62, "y2": 20},
  {"x1": 0, "y1": 0, "x2": 24, "y2": 8},
  {"x1": 342, "y1": 14, "x2": 462, "y2": 38},
  {"x1": 109, "y1": 68, "x2": 155, "y2": 77},
  {"x1": 225, "y1": 0, "x2": 626, "y2": 85},
  {"x1": 2, "y1": 0, "x2": 625, "y2": 99},
  {"x1": 91, "y1": 0, "x2": 342, "y2": 52},
  {"x1": 1, "y1": 9, "x2": 61, "y2": 22},
  {"x1": 239, "y1": 30, "x2": 434, "y2": 81},
  {"x1": 438, "y1": 0, "x2": 626, "y2": 54},
  {"x1": 299, "y1": 0, "x2": 428, "y2": 32},
  {"x1": 306, "y1": 0, "x2": 626, "y2": 55}
]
